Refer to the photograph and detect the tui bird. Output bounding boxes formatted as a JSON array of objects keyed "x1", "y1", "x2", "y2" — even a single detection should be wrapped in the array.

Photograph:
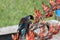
[{"x1": 18, "y1": 15, "x2": 34, "y2": 40}]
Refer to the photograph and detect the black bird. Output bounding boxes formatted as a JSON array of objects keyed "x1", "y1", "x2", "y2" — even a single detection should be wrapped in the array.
[{"x1": 18, "y1": 15, "x2": 34, "y2": 39}]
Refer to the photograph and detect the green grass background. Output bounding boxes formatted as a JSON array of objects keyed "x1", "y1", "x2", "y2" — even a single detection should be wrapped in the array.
[{"x1": 0, "y1": 0, "x2": 54, "y2": 27}]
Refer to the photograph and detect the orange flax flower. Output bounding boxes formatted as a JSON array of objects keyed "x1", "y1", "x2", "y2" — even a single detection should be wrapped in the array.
[
  {"x1": 42, "y1": 2, "x2": 49, "y2": 13},
  {"x1": 56, "y1": 0, "x2": 60, "y2": 5},
  {"x1": 26, "y1": 30, "x2": 34, "y2": 40},
  {"x1": 49, "y1": 0, "x2": 57, "y2": 10},
  {"x1": 11, "y1": 32, "x2": 19, "y2": 40},
  {"x1": 49, "y1": 0, "x2": 56, "y2": 6},
  {"x1": 46, "y1": 23, "x2": 53, "y2": 39},
  {"x1": 34, "y1": 8, "x2": 41, "y2": 23},
  {"x1": 53, "y1": 24, "x2": 60, "y2": 35},
  {"x1": 39, "y1": 22, "x2": 45, "y2": 40},
  {"x1": 48, "y1": 23, "x2": 53, "y2": 33},
  {"x1": 42, "y1": 2, "x2": 53, "y2": 18}
]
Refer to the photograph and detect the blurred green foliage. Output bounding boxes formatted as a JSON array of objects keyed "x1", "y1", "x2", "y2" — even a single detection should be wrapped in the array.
[{"x1": 0, "y1": 0, "x2": 54, "y2": 27}]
